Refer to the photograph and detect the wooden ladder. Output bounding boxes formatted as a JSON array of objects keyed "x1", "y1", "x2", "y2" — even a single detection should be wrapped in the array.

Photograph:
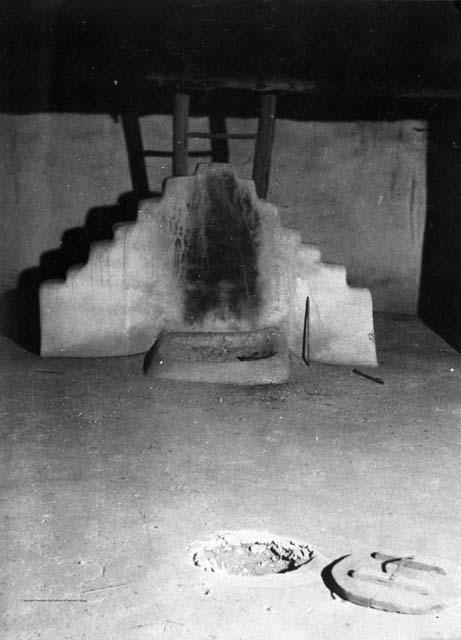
[{"x1": 122, "y1": 92, "x2": 277, "y2": 199}]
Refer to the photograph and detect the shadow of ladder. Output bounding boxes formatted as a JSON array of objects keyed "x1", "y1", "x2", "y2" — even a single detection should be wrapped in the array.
[{"x1": 121, "y1": 92, "x2": 277, "y2": 199}]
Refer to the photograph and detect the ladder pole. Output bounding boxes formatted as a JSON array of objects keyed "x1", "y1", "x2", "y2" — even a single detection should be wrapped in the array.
[
  {"x1": 252, "y1": 93, "x2": 277, "y2": 199},
  {"x1": 208, "y1": 106, "x2": 229, "y2": 163},
  {"x1": 173, "y1": 92, "x2": 190, "y2": 176},
  {"x1": 121, "y1": 112, "x2": 150, "y2": 196}
]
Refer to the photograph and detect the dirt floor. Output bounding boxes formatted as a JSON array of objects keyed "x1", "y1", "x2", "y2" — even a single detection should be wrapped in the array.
[{"x1": 1, "y1": 313, "x2": 461, "y2": 640}]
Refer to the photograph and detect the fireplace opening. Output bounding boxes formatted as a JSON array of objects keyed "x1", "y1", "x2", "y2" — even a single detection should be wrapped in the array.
[
  {"x1": 39, "y1": 163, "x2": 377, "y2": 371},
  {"x1": 177, "y1": 171, "x2": 261, "y2": 328}
]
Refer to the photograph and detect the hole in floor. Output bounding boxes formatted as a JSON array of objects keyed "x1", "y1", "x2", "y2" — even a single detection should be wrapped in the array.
[{"x1": 192, "y1": 530, "x2": 314, "y2": 576}]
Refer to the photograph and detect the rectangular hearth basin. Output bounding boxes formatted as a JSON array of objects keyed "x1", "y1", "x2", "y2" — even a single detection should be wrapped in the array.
[{"x1": 144, "y1": 326, "x2": 289, "y2": 385}]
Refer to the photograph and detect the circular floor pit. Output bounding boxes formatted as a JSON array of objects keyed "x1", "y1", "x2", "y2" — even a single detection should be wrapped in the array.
[{"x1": 191, "y1": 530, "x2": 314, "y2": 577}]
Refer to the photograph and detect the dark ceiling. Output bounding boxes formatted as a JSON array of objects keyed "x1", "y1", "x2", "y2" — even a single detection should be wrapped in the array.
[{"x1": 1, "y1": 1, "x2": 460, "y2": 113}]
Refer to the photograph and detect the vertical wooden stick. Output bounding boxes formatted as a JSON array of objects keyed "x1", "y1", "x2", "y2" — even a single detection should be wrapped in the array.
[
  {"x1": 121, "y1": 112, "x2": 150, "y2": 196},
  {"x1": 173, "y1": 92, "x2": 190, "y2": 176},
  {"x1": 253, "y1": 93, "x2": 277, "y2": 198},
  {"x1": 303, "y1": 296, "x2": 310, "y2": 366}
]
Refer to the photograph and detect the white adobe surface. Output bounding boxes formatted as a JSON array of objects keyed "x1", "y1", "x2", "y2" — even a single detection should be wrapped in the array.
[{"x1": 40, "y1": 164, "x2": 377, "y2": 366}]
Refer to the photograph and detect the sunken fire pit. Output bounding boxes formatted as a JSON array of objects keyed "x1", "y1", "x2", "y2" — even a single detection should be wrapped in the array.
[{"x1": 144, "y1": 326, "x2": 289, "y2": 384}]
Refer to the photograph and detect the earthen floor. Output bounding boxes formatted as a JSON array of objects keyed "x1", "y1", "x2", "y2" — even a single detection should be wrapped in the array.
[{"x1": 1, "y1": 313, "x2": 460, "y2": 639}]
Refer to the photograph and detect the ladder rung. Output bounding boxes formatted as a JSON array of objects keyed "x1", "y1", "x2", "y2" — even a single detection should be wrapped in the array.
[
  {"x1": 143, "y1": 150, "x2": 212, "y2": 158},
  {"x1": 187, "y1": 131, "x2": 257, "y2": 140},
  {"x1": 143, "y1": 150, "x2": 172, "y2": 157}
]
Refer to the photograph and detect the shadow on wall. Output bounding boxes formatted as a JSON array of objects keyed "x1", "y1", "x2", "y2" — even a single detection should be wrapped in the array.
[
  {"x1": 0, "y1": 94, "x2": 251, "y2": 355},
  {"x1": 419, "y1": 102, "x2": 461, "y2": 351},
  {"x1": 0, "y1": 191, "x2": 148, "y2": 354}
]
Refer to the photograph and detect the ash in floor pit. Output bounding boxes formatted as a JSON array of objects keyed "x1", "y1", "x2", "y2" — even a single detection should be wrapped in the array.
[{"x1": 192, "y1": 531, "x2": 314, "y2": 576}]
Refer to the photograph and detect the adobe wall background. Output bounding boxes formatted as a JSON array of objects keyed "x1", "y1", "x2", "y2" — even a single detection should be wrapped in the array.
[{"x1": 0, "y1": 113, "x2": 425, "y2": 317}]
